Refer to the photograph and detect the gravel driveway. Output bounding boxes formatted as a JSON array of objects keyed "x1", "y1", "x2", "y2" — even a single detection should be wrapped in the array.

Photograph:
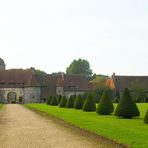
[{"x1": 0, "y1": 104, "x2": 124, "y2": 148}]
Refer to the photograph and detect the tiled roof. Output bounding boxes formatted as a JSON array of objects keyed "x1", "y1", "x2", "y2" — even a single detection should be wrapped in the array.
[
  {"x1": 0, "y1": 69, "x2": 33, "y2": 87},
  {"x1": 113, "y1": 74, "x2": 148, "y2": 92},
  {"x1": 0, "y1": 70, "x2": 89, "y2": 97},
  {"x1": 59, "y1": 74, "x2": 89, "y2": 91}
]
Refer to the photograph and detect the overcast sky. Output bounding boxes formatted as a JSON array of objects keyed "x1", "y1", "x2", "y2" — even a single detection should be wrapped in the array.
[{"x1": 0, "y1": 0, "x2": 148, "y2": 76}]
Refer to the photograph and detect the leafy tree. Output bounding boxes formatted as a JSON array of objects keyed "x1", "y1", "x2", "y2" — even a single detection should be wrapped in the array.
[
  {"x1": 90, "y1": 75, "x2": 108, "y2": 89},
  {"x1": 83, "y1": 94, "x2": 96, "y2": 112},
  {"x1": 59, "y1": 96, "x2": 67, "y2": 107},
  {"x1": 27, "y1": 67, "x2": 47, "y2": 75},
  {"x1": 74, "y1": 94, "x2": 84, "y2": 109},
  {"x1": 144, "y1": 109, "x2": 148, "y2": 124},
  {"x1": 66, "y1": 95, "x2": 76, "y2": 108},
  {"x1": 97, "y1": 89, "x2": 114, "y2": 115},
  {"x1": 130, "y1": 79, "x2": 148, "y2": 102},
  {"x1": 115, "y1": 88, "x2": 140, "y2": 118},
  {"x1": 50, "y1": 96, "x2": 58, "y2": 106},
  {"x1": 66, "y1": 58, "x2": 92, "y2": 78},
  {"x1": 46, "y1": 96, "x2": 52, "y2": 105}
]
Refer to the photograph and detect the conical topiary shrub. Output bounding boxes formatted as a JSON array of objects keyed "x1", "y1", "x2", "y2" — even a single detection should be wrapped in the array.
[
  {"x1": 59, "y1": 96, "x2": 67, "y2": 107},
  {"x1": 66, "y1": 95, "x2": 76, "y2": 108},
  {"x1": 97, "y1": 89, "x2": 114, "y2": 115},
  {"x1": 46, "y1": 96, "x2": 52, "y2": 105},
  {"x1": 74, "y1": 94, "x2": 84, "y2": 109},
  {"x1": 82, "y1": 92, "x2": 88, "y2": 101},
  {"x1": 144, "y1": 109, "x2": 148, "y2": 124},
  {"x1": 57, "y1": 95, "x2": 62, "y2": 104},
  {"x1": 115, "y1": 88, "x2": 140, "y2": 118},
  {"x1": 113, "y1": 96, "x2": 119, "y2": 103},
  {"x1": 50, "y1": 96, "x2": 58, "y2": 106},
  {"x1": 82, "y1": 94, "x2": 96, "y2": 112}
]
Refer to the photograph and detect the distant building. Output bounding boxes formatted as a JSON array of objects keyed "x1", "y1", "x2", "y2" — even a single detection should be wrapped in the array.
[
  {"x1": 0, "y1": 58, "x2": 89, "y2": 103},
  {"x1": 107, "y1": 73, "x2": 148, "y2": 97}
]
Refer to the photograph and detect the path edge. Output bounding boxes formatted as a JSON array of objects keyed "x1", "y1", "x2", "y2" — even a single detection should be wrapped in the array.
[{"x1": 23, "y1": 104, "x2": 129, "y2": 148}]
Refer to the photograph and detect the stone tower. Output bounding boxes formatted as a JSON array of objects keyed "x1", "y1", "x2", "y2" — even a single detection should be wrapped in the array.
[{"x1": 0, "y1": 58, "x2": 6, "y2": 70}]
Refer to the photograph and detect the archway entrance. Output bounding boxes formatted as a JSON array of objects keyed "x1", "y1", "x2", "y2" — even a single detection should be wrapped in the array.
[{"x1": 7, "y1": 92, "x2": 17, "y2": 103}]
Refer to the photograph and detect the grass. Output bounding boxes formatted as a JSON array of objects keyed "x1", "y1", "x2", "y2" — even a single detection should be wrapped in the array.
[
  {"x1": 0, "y1": 104, "x2": 3, "y2": 108},
  {"x1": 24, "y1": 103, "x2": 148, "y2": 148}
]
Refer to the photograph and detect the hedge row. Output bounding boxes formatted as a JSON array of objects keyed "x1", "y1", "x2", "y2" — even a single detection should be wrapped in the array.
[{"x1": 46, "y1": 88, "x2": 148, "y2": 124}]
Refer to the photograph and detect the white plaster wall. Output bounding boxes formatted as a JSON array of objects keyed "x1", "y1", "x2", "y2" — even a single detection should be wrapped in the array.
[
  {"x1": 64, "y1": 91, "x2": 85, "y2": 99},
  {"x1": 56, "y1": 87, "x2": 64, "y2": 96}
]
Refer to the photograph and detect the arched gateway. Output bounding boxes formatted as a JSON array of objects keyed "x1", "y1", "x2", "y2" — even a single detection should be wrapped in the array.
[{"x1": 7, "y1": 92, "x2": 17, "y2": 103}]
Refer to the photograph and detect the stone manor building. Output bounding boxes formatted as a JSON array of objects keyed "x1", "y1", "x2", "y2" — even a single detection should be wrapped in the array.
[{"x1": 0, "y1": 58, "x2": 89, "y2": 103}]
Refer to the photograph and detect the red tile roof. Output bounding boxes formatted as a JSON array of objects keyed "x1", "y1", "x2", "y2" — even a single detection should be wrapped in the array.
[
  {"x1": 0, "y1": 70, "x2": 89, "y2": 97},
  {"x1": 112, "y1": 74, "x2": 148, "y2": 92}
]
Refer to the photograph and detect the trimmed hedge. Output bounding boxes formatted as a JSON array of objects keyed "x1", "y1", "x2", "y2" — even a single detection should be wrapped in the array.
[
  {"x1": 46, "y1": 96, "x2": 52, "y2": 105},
  {"x1": 50, "y1": 96, "x2": 58, "y2": 106},
  {"x1": 74, "y1": 94, "x2": 84, "y2": 109},
  {"x1": 66, "y1": 95, "x2": 76, "y2": 108},
  {"x1": 144, "y1": 109, "x2": 148, "y2": 124},
  {"x1": 57, "y1": 95, "x2": 62, "y2": 104},
  {"x1": 59, "y1": 96, "x2": 67, "y2": 107},
  {"x1": 115, "y1": 88, "x2": 140, "y2": 118},
  {"x1": 97, "y1": 89, "x2": 114, "y2": 115},
  {"x1": 82, "y1": 94, "x2": 96, "y2": 112},
  {"x1": 113, "y1": 96, "x2": 119, "y2": 103}
]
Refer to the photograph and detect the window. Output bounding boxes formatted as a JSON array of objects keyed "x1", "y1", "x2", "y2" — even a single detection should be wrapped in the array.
[{"x1": 68, "y1": 86, "x2": 79, "y2": 91}]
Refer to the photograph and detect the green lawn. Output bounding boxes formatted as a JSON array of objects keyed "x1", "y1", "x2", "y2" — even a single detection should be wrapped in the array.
[
  {"x1": 0, "y1": 104, "x2": 3, "y2": 108},
  {"x1": 24, "y1": 103, "x2": 148, "y2": 148}
]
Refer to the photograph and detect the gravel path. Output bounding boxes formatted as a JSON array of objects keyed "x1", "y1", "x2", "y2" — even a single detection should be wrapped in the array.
[{"x1": 0, "y1": 104, "x2": 123, "y2": 148}]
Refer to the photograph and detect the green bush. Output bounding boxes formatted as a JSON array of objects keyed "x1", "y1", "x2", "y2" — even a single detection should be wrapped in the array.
[
  {"x1": 74, "y1": 94, "x2": 84, "y2": 109},
  {"x1": 90, "y1": 92, "x2": 99, "y2": 103},
  {"x1": 57, "y1": 95, "x2": 62, "y2": 104},
  {"x1": 82, "y1": 92, "x2": 89, "y2": 100},
  {"x1": 113, "y1": 96, "x2": 119, "y2": 103},
  {"x1": 59, "y1": 96, "x2": 67, "y2": 107},
  {"x1": 115, "y1": 88, "x2": 140, "y2": 118},
  {"x1": 66, "y1": 95, "x2": 76, "y2": 108},
  {"x1": 50, "y1": 96, "x2": 58, "y2": 106},
  {"x1": 82, "y1": 94, "x2": 96, "y2": 112},
  {"x1": 144, "y1": 109, "x2": 148, "y2": 124},
  {"x1": 97, "y1": 89, "x2": 114, "y2": 115},
  {"x1": 46, "y1": 96, "x2": 52, "y2": 105}
]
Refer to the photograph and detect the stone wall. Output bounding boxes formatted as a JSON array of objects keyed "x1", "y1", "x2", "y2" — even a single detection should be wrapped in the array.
[
  {"x1": 0, "y1": 87, "x2": 41, "y2": 103},
  {"x1": 0, "y1": 88, "x2": 24, "y2": 103},
  {"x1": 24, "y1": 87, "x2": 41, "y2": 103}
]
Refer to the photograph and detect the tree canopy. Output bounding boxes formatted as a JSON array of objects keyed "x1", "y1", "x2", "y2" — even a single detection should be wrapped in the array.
[{"x1": 66, "y1": 58, "x2": 92, "y2": 78}]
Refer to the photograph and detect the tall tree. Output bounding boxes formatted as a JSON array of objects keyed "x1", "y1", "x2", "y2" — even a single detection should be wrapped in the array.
[{"x1": 66, "y1": 58, "x2": 92, "y2": 78}]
